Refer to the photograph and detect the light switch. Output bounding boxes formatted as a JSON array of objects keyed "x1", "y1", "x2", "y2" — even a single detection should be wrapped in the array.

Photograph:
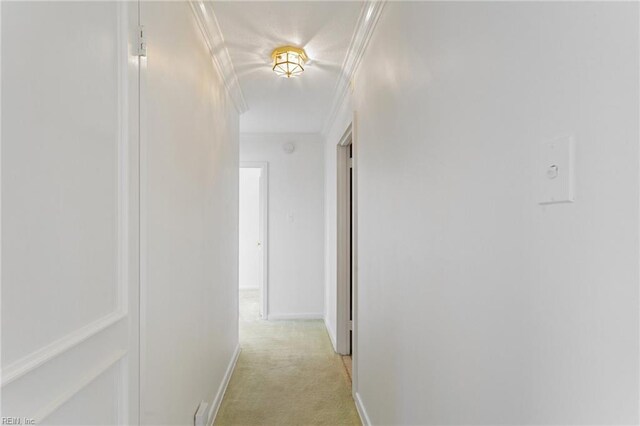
[{"x1": 539, "y1": 135, "x2": 574, "y2": 204}]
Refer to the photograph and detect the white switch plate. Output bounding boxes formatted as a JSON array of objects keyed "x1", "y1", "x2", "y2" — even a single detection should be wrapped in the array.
[{"x1": 538, "y1": 135, "x2": 574, "y2": 204}]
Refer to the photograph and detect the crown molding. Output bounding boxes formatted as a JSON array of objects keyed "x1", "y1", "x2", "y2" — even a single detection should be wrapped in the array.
[
  {"x1": 321, "y1": 1, "x2": 385, "y2": 138},
  {"x1": 190, "y1": 1, "x2": 248, "y2": 114}
]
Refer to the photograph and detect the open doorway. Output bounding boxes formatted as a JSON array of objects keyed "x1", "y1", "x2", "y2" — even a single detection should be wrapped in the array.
[
  {"x1": 337, "y1": 124, "x2": 356, "y2": 385},
  {"x1": 239, "y1": 162, "x2": 269, "y2": 319}
]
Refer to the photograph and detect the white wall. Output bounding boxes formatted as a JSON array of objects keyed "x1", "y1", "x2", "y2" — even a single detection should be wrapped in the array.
[
  {"x1": 240, "y1": 134, "x2": 324, "y2": 319},
  {"x1": 239, "y1": 168, "x2": 262, "y2": 289},
  {"x1": 141, "y1": 2, "x2": 239, "y2": 424},
  {"x1": 2, "y1": 2, "x2": 139, "y2": 423},
  {"x1": 326, "y1": 2, "x2": 640, "y2": 424}
]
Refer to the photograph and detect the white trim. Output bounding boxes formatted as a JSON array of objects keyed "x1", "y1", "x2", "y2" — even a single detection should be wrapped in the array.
[
  {"x1": 189, "y1": 0, "x2": 248, "y2": 114},
  {"x1": 338, "y1": 123, "x2": 353, "y2": 148},
  {"x1": 208, "y1": 344, "x2": 241, "y2": 426},
  {"x1": 117, "y1": 354, "x2": 129, "y2": 426},
  {"x1": 124, "y1": 2, "x2": 141, "y2": 424},
  {"x1": 354, "y1": 391, "x2": 372, "y2": 426},
  {"x1": 116, "y1": 0, "x2": 130, "y2": 321},
  {"x1": 336, "y1": 128, "x2": 352, "y2": 355},
  {"x1": 33, "y1": 350, "x2": 127, "y2": 423},
  {"x1": 267, "y1": 313, "x2": 324, "y2": 320},
  {"x1": 138, "y1": 1, "x2": 150, "y2": 418},
  {"x1": 0, "y1": 0, "x2": 3, "y2": 409},
  {"x1": 351, "y1": 112, "x2": 360, "y2": 392},
  {"x1": 321, "y1": 1, "x2": 385, "y2": 138},
  {"x1": 240, "y1": 161, "x2": 269, "y2": 319},
  {"x1": 638, "y1": 5, "x2": 640, "y2": 424},
  {"x1": 1, "y1": 310, "x2": 127, "y2": 387}
]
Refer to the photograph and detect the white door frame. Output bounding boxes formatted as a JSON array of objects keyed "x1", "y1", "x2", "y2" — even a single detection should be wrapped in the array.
[
  {"x1": 336, "y1": 118, "x2": 359, "y2": 390},
  {"x1": 336, "y1": 117, "x2": 359, "y2": 397},
  {"x1": 351, "y1": 115, "x2": 360, "y2": 392},
  {"x1": 336, "y1": 125, "x2": 352, "y2": 356},
  {"x1": 240, "y1": 161, "x2": 269, "y2": 319}
]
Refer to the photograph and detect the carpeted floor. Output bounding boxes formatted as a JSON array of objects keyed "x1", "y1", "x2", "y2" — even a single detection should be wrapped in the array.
[{"x1": 214, "y1": 290, "x2": 361, "y2": 426}]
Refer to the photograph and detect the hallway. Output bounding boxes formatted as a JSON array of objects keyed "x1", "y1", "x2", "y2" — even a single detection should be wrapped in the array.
[
  {"x1": 215, "y1": 291, "x2": 360, "y2": 425},
  {"x1": 3, "y1": 1, "x2": 640, "y2": 424}
]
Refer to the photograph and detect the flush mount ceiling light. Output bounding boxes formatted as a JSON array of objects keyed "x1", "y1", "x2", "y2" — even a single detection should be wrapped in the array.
[{"x1": 271, "y1": 46, "x2": 308, "y2": 78}]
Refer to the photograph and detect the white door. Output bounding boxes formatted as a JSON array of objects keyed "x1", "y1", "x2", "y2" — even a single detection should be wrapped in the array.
[
  {"x1": 1, "y1": 2, "x2": 140, "y2": 424},
  {"x1": 239, "y1": 168, "x2": 263, "y2": 291}
]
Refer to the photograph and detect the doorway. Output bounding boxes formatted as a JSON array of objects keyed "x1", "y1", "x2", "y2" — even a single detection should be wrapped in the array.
[
  {"x1": 239, "y1": 162, "x2": 269, "y2": 319},
  {"x1": 337, "y1": 123, "x2": 356, "y2": 386}
]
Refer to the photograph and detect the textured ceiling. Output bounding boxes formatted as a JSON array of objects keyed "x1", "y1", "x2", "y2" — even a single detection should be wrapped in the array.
[{"x1": 212, "y1": 1, "x2": 363, "y2": 133}]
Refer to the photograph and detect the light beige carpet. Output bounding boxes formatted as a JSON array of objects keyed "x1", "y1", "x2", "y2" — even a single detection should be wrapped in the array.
[{"x1": 214, "y1": 290, "x2": 361, "y2": 426}]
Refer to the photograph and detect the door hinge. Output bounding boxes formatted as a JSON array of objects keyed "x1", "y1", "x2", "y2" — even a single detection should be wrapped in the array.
[
  {"x1": 137, "y1": 25, "x2": 147, "y2": 57},
  {"x1": 349, "y1": 320, "x2": 353, "y2": 331},
  {"x1": 348, "y1": 158, "x2": 354, "y2": 169}
]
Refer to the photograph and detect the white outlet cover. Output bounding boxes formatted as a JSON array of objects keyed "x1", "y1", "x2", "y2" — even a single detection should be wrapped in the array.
[{"x1": 538, "y1": 135, "x2": 574, "y2": 204}]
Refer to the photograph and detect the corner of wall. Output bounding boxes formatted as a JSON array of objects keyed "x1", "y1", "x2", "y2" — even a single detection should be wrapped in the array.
[{"x1": 324, "y1": 317, "x2": 338, "y2": 352}]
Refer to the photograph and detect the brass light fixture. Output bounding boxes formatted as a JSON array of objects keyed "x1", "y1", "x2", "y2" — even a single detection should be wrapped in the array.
[{"x1": 271, "y1": 46, "x2": 308, "y2": 78}]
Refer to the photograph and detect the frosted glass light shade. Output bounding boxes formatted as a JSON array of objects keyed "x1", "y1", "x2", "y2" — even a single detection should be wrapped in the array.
[{"x1": 271, "y1": 46, "x2": 308, "y2": 78}]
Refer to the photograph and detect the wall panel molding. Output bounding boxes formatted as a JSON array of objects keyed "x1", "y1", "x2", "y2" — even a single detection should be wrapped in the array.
[
  {"x1": 1, "y1": 311, "x2": 127, "y2": 386},
  {"x1": 32, "y1": 350, "x2": 127, "y2": 423},
  {"x1": 2, "y1": 1, "x2": 131, "y2": 388}
]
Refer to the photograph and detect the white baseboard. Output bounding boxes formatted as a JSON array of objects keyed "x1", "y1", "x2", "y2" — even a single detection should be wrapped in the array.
[
  {"x1": 267, "y1": 313, "x2": 324, "y2": 320},
  {"x1": 207, "y1": 343, "x2": 241, "y2": 426},
  {"x1": 354, "y1": 391, "x2": 371, "y2": 426},
  {"x1": 324, "y1": 317, "x2": 338, "y2": 352}
]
